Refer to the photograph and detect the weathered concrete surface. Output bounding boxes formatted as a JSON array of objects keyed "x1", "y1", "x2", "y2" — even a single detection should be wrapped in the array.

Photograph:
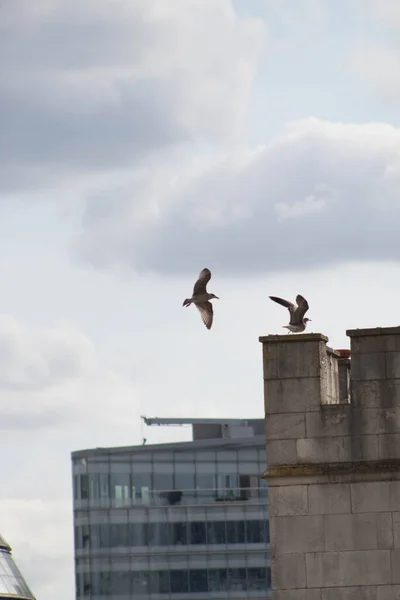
[{"x1": 261, "y1": 326, "x2": 400, "y2": 598}]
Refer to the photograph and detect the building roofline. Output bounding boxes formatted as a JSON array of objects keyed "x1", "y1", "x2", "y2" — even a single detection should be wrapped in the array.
[{"x1": 71, "y1": 434, "x2": 266, "y2": 458}]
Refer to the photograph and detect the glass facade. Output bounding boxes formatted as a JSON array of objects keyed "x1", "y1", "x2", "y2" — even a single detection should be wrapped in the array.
[
  {"x1": 72, "y1": 436, "x2": 270, "y2": 599},
  {"x1": 0, "y1": 535, "x2": 35, "y2": 600}
]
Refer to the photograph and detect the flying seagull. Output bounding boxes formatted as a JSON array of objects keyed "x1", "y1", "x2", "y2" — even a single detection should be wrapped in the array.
[
  {"x1": 269, "y1": 294, "x2": 311, "y2": 333},
  {"x1": 183, "y1": 268, "x2": 219, "y2": 330}
]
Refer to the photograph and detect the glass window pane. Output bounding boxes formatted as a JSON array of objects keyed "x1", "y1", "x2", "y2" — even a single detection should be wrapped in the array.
[
  {"x1": 132, "y1": 572, "x2": 149, "y2": 594},
  {"x1": 130, "y1": 523, "x2": 148, "y2": 546},
  {"x1": 207, "y1": 521, "x2": 226, "y2": 544},
  {"x1": 170, "y1": 523, "x2": 187, "y2": 545},
  {"x1": 80, "y1": 475, "x2": 89, "y2": 499},
  {"x1": 175, "y1": 472, "x2": 195, "y2": 490},
  {"x1": 189, "y1": 569, "x2": 208, "y2": 592},
  {"x1": 153, "y1": 473, "x2": 173, "y2": 491},
  {"x1": 149, "y1": 523, "x2": 170, "y2": 546},
  {"x1": 110, "y1": 524, "x2": 128, "y2": 547},
  {"x1": 208, "y1": 568, "x2": 228, "y2": 592},
  {"x1": 247, "y1": 567, "x2": 267, "y2": 590},
  {"x1": 246, "y1": 520, "x2": 264, "y2": 543},
  {"x1": 190, "y1": 522, "x2": 206, "y2": 544},
  {"x1": 228, "y1": 568, "x2": 247, "y2": 591},
  {"x1": 227, "y1": 521, "x2": 245, "y2": 544},
  {"x1": 110, "y1": 572, "x2": 130, "y2": 594},
  {"x1": 170, "y1": 570, "x2": 189, "y2": 593},
  {"x1": 99, "y1": 524, "x2": 110, "y2": 547}
]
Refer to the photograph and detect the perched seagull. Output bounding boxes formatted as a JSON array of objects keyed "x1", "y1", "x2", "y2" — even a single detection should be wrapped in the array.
[
  {"x1": 269, "y1": 294, "x2": 311, "y2": 333},
  {"x1": 183, "y1": 268, "x2": 219, "y2": 330}
]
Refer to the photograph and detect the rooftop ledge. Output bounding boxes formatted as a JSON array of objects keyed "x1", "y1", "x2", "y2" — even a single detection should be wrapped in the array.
[
  {"x1": 346, "y1": 326, "x2": 400, "y2": 337},
  {"x1": 259, "y1": 332, "x2": 329, "y2": 343}
]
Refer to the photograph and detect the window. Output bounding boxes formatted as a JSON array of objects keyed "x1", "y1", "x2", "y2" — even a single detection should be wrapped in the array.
[
  {"x1": 170, "y1": 522, "x2": 187, "y2": 545},
  {"x1": 227, "y1": 520, "x2": 245, "y2": 544},
  {"x1": 246, "y1": 520, "x2": 265, "y2": 543},
  {"x1": 208, "y1": 568, "x2": 228, "y2": 592},
  {"x1": 174, "y1": 472, "x2": 195, "y2": 490},
  {"x1": 132, "y1": 472, "x2": 151, "y2": 504},
  {"x1": 207, "y1": 521, "x2": 226, "y2": 544},
  {"x1": 247, "y1": 567, "x2": 268, "y2": 590},
  {"x1": 99, "y1": 524, "x2": 110, "y2": 548},
  {"x1": 190, "y1": 522, "x2": 206, "y2": 544},
  {"x1": 110, "y1": 524, "x2": 129, "y2": 547},
  {"x1": 149, "y1": 571, "x2": 170, "y2": 594},
  {"x1": 110, "y1": 572, "x2": 130, "y2": 595},
  {"x1": 153, "y1": 473, "x2": 173, "y2": 491},
  {"x1": 99, "y1": 572, "x2": 111, "y2": 595},
  {"x1": 228, "y1": 568, "x2": 246, "y2": 591},
  {"x1": 132, "y1": 572, "x2": 148, "y2": 594},
  {"x1": 130, "y1": 523, "x2": 148, "y2": 546},
  {"x1": 170, "y1": 570, "x2": 189, "y2": 593},
  {"x1": 149, "y1": 522, "x2": 170, "y2": 546},
  {"x1": 80, "y1": 475, "x2": 89, "y2": 499},
  {"x1": 111, "y1": 473, "x2": 130, "y2": 507},
  {"x1": 189, "y1": 569, "x2": 208, "y2": 592}
]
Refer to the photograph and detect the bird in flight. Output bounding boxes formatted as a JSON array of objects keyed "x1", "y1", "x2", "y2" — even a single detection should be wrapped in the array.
[
  {"x1": 269, "y1": 294, "x2": 311, "y2": 333},
  {"x1": 183, "y1": 268, "x2": 219, "y2": 330}
]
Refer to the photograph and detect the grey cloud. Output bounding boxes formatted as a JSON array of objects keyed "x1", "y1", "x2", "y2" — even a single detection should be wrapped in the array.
[
  {"x1": 73, "y1": 118, "x2": 400, "y2": 275},
  {"x1": 1, "y1": 0, "x2": 264, "y2": 190}
]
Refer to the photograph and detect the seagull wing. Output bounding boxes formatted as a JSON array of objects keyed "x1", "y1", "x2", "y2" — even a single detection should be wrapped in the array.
[
  {"x1": 293, "y1": 294, "x2": 309, "y2": 322},
  {"x1": 193, "y1": 268, "x2": 212, "y2": 296},
  {"x1": 195, "y1": 301, "x2": 214, "y2": 330},
  {"x1": 269, "y1": 296, "x2": 295, "y2": 319}
]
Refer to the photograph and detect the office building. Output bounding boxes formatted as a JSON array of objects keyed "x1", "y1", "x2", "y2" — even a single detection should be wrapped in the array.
[
  {"x1": 0, "y1": 533, "x2": 35, "y2": 600},
  {"x1": 72, "y1": 418, "x2": 270, "y2": 598}
]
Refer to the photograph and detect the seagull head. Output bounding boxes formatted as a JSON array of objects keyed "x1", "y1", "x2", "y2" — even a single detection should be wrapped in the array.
[
  {"x1": 304, "y1": 318, "x2": 312, "y2": 323},
  {"x1": 208, "y1": 293, "x2": 219, "y2": 300}
]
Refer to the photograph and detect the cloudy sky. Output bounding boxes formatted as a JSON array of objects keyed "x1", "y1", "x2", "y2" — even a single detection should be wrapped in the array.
[{"x1": 2, "y1": 0, "x2": 400, "y2": 597}]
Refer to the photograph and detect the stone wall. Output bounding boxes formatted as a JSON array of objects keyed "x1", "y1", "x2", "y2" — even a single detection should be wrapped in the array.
[{"x1": 260, "y1": 326, "x2": 400, "y2": 600}]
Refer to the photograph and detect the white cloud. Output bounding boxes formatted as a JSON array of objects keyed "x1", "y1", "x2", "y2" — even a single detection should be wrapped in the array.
[
  {"x1": 0, "y1": 315, "x2": 138, "y2": 430},
  {"x1": 72, "y1": 118, "x2": 400, "y2": 275}
]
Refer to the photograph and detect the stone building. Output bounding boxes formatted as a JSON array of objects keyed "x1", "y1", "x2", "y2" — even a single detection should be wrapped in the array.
[{"x1": 260, "y1": 326, "x2": 400, "y2": 600}]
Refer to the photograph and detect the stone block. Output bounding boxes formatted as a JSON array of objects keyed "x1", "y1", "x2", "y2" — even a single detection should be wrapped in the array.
[
  {"x1": 378, "y1": 434, "x2": 400, "y2": 459},
  {"x1": 324, "y1": 514, "x2": 378, "y2": 551},
  {"x1": 344, "y1": 550, "x2": 391, "y2": 585},
  {"x1": 265, "y1": 413, "x2": 306, "y2": 440},
  {"x1": 377, "y1": 513, "x2": 393, "y2": 549},
  {"x1": 377, "y1": 585, "x2": 400, "y2": 599},
  {"x1": 262, "y1": 339, "x2": 323, "y2": 379},
  {"x1": 268, "y1": 485, "x2": 308, "y2": 517},
  {"x1": 306, "y1": 406, "x2": 351, "y2": 437},
  {"x1": 351, "y1": 353, "x2": 386, "y2": 381},
  {"x1": 306, "y1": 551, "x2": 344, "y2": 587},
  {"x1": 274, "y1": 591, "x2": 322, "y2": 600},
  {"x1": 350, "y1": 334, "x2": 398, "y2": 354},
  {"x1": 306, "y1": 550, "x2": 391, "y2": 588},
  {"x1": 386, "y1": 352, "x2": 400, "y2": 379},
  {"x1": 351, "y1": 482, "x2": 391, "y2": 513},
  {"x1": 296, "y1": 435, "x2": 378, "y2": 463},
  {"x1": 308, "y1": 483, "x2": 351, "y2": 515},
  {"x1": 391, "y1": 549, "x2": 400, "y2": 584},
  {"x1": 266, "y1": 439, "x2": 297, "y2": 466},
  {"x1": 351, "y1": 380, "x2": 400, "y2": 409},
  {"x1": 271, "y1": 553, "x2": 306, "y2": 589},
  {"x1": 264, "y1": 377, "x2": 322, "y2": 414},
  {"x1": 271, "y1": 515, "x2": 324, "y2": 553},
  {"x1": 393, "y1": 513, "x2": 400, "y2": 548},
  {"x1": 322, "y1": 588, "x2": 377, "y2": 600}
]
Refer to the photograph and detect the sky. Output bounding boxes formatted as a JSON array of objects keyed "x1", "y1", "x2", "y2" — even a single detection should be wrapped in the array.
[{"x1": 2, "y1": 0, "x2": 400, "y2": 597}]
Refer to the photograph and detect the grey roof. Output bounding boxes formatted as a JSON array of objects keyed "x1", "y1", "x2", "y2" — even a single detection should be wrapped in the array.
[
  {"x1": 72, "y1": 434, "x2": 266, "y2": 459},
  {"x1": 0, "y1": 535, "x2": 35, "y2": 600}
]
